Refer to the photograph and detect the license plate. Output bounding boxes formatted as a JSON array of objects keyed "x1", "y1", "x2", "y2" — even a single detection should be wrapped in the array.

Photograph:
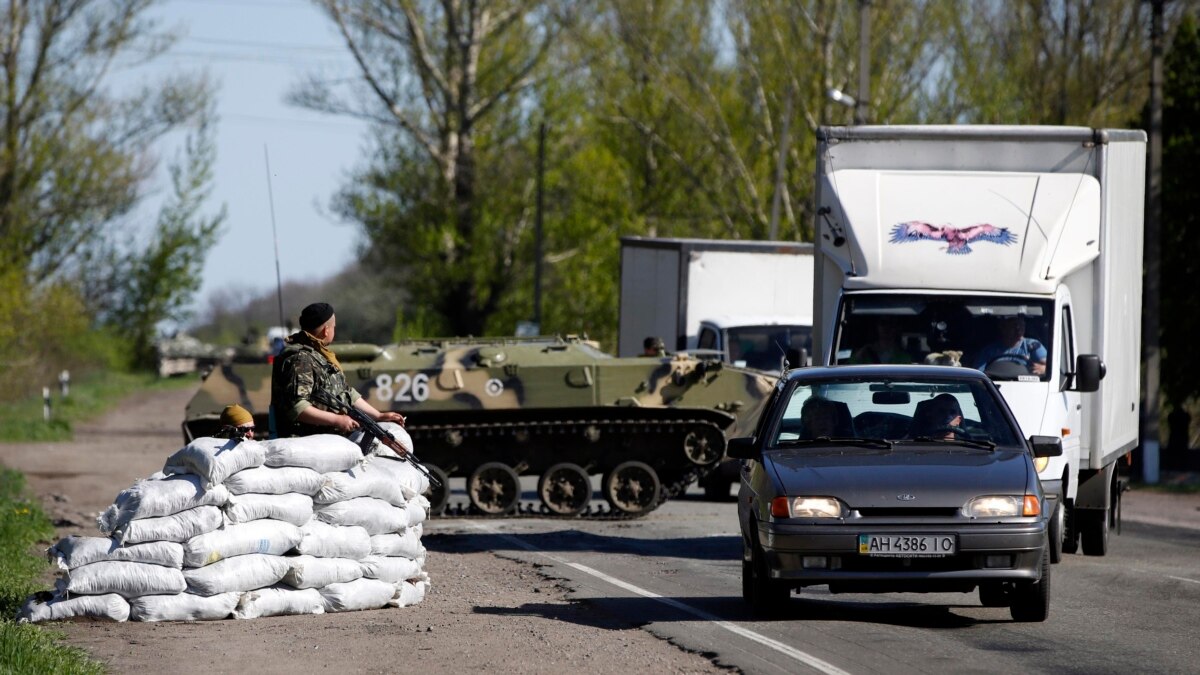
[{"x1": 858, "y1": 534, "x2": 956, "y2": 557}]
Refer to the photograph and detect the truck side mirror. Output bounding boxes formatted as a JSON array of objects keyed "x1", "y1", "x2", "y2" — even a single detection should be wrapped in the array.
[
  {"x1": 1028, "y1": 435, "x2": 1063, "y2": 458},
  {"x1": 784, "y1": 348, "x2": 807, "y2": 371},
  {"x1": 1074, "y1": 354, "x2": 1105, "y2": 393},
  {"x1": 726, "y1": 436, "x2": 760, "y2": 460}
]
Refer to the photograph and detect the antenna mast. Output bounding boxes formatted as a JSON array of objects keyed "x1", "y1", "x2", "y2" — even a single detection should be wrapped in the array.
[{"x1": 264, "y1": 145, "x2": 285, "y2": 329}]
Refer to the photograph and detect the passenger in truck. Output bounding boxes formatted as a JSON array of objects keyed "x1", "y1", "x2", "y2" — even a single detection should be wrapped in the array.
[
  {"x1": 849, "y1": 317, "x2": 913, "y2": 364},
  {"x1": 974, "y1": 315, "x2": 1047, "y2": 375}
]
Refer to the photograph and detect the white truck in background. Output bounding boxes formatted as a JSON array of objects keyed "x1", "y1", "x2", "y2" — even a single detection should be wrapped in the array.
[
  {"x1": 618, "y1": 237, "x2": 814, "y2": 370},
  {"x1": 813, "y1": 125, "x2": 1145, "y2": 560}
]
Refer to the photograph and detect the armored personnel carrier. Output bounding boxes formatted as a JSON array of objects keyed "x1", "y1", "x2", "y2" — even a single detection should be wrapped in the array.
[{"x1": 183, "y1": 336, "x2": 773, "y2": 517}]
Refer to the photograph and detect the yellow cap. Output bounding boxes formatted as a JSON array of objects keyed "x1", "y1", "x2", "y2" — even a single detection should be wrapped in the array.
[{"x1": 220, "y1": 404, "x2": 253, "y2": 427}]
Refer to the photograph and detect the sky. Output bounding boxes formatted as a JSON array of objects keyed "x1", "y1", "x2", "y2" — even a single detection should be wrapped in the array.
[{"x1": 125, "y1": 0, "x2": 372, "y2": 325}]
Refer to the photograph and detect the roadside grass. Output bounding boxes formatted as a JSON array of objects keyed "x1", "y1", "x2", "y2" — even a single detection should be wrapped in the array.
[
  {"x1": 0, "y1": 371, "x2": 198, "y2": 442},
  {"x1": 0, "y1": 469, "x2": 104, "y2": 674}
]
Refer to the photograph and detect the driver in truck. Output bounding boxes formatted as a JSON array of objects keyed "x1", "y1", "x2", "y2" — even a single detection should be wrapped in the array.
[{"x1": 974, "y1": 315, "x2": 1047, "y2": 375}]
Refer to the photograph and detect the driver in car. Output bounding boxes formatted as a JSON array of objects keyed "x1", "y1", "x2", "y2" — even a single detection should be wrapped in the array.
[
  {"x1": 912, "y1": 393, "x2": 966, "y2": 440},
  {"x1": 974, "y1": 315, "x2": 1047, "y2": 375}
]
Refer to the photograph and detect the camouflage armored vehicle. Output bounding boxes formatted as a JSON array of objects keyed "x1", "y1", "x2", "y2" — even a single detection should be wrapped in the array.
[{"x1": 183, "y1": 336, "x2": 774, "y2": 517}]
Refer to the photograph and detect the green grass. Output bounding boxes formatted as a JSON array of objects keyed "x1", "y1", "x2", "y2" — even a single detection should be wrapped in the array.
[
  {"x1": 0, "y1": 370, "x2": 198, "y2": 442},
  {"x1": 0, "y1": 469, "x2": 104, "y2": 674}
]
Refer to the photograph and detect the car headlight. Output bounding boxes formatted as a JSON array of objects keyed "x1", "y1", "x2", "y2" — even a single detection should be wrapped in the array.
[
  {"x1": 1034, "y1": 456, "x2": 1050, "y2": 473},
  {"x1": 771, "y1": 496, "x2": 845, "y2": 518},
  {"x1": 964, "y1": 495, "x2": 1041, "y2": 517}
]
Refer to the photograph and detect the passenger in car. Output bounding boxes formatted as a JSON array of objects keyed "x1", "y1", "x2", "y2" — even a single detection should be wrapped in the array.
[
  {"x1": 909, "y1": 393, "x2": 964, "y2": 439},
  {"x1": 800, "y1": 397, "x2": 855, "y2": 439}
]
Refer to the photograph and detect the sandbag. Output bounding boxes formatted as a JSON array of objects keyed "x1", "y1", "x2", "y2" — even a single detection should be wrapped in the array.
[
  {"x1": 163, "y1": 437, "x2": 266, "y2": 489},
  {"x1": 98, "y1": 475, "x2": 229, "y2": 535},
  {"x1": 128, "y1": 592, "x2": 240, "y2": 622},
  {"x1": 184, "y1": 554, "x2": 291, "y2": 596},
  {"x1": 223, "y1": 493, "x2": 313, "y2": 527},
  {"x1": 391, "y1": 572, "x2": 432, "y2": 608},
  {"x1": 294, "y1": 520, "x2": 372, "y2": 560},
  {"x1": 116, "y1": 505, "x2": 224, "y2": 545},
  {"x1": 316, "y1": 497, "x2": 408, "y2": 535},
  {"x1": 404, "y1": 495, "x2": 430, "y2": 528},
  {"x1": 17, "y1": 592, "x2": 129, "y2": 623},
  {"x1": 369, "y1": 525, "x2": 424, "y2": 559},
  {"x1": 261, "y1": 434, "x2": 362, "y2": 473},
  {"x1": 224, "y1": 465, "x2": 324, "y2": 496},
  {"x1": 234, "y1": 586, "x2": 325, "y2": 620},
  {"x1": 48, "y1": 537, "x2": 183, "y2": 571},
  {"x1": 280, "y1": 555, "x2": 364, "y2": 589},
  {"x1": 319, "y1": 578, "x2": 397, "y2": 613},
  {"x1": 360, "y1": 555, "x2": 423, "y2": 584},
  {"x1": 366, "y1": 423, "x2": 430, "y2": 496},
  {"x1": 315, "y1": 461, "x2": 416, "y2": 507},
  {"x1": 56, "y1": 561, "x2": 186, "y2": 599},
  {"x1": 183, "y1": 520, "x2": 302, "y2": 567}
]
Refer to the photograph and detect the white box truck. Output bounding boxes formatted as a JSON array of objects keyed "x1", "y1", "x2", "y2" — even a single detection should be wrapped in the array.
[
  {"x1": 812, "y1": 125, "x2": 1145, "y2": 560},
  {"x1": 618, "y1": 236, "x2": 814, "y2": 370}
]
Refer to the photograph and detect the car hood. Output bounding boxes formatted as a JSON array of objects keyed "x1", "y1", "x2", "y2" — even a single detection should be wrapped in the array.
[{"x1": 766, "y1": 447, "x2": 1033, "y2": 509}]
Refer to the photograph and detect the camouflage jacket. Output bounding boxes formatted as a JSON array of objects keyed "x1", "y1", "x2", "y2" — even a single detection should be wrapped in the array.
[{"x1": 270, "y1": 335, "x2": 361, "y2": 437}]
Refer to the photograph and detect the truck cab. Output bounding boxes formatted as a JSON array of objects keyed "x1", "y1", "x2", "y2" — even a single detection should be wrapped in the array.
[{"x1": 696, "y1": 315, "x2": 812, "y2": 372}]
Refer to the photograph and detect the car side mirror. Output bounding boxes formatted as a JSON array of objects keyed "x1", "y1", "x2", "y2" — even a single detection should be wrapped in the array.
[
  {"x1": 1074, "y1": 354, "x2": 1105, "y2": 393},
  {"x1": 726, "y1": 436, "x2": 760, "y2": 460},
  {"x1": 1028, "y1": 435, "x2": 1063, "y2": 458}
]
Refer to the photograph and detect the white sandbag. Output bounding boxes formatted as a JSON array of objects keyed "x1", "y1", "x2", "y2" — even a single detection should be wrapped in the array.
[
  {"x1": 223, "y1": 493, "x2": 313, "y2": 527},
  {"x1": 98, "y1": 475, "x2": 229, "y2": 535},
  {"x1": 261, "y1": 434, "x2": 362, "y2": 473},
  {"x1": 116, "y1": 505, "x2": 224, "y2": 545},
  {"x1": 315, "y1": 461, "x2": 416, "y2": 507},
  {"x1": 56, "y1": 561, "x2": 186, "y2": 599},
  {"x1": 319, "y1": 578, "x2": 397, "y2": 613},
  {"x1": 234, "y1": 586, "x2": 324, "y2": 620},
  {"x1": 224, "y1": 465, "x2": 324, "y2": 496},
  {"x1": 281, "y1": 555, "x2": 365, "y2": 589},
  {"x1": 184, "y1": 554, "x2": 291, "y2": 596},
  {"x1": 128, "y1": 592, "x2": 240, "y2": 622},
  {"x1": 365, "y1": 423, "x2": 430, "y2": 496},
  {"x1": 163, "y1": 437, "x2": 266, "y2": 489},
  {"x1": 391, "y1": 571, "x2": 432, "y2": 608},
  {"x1": 17, "y1": 592, "x2": 130, "y2": 623},
  {"x1": 294, "y1": 520, "x2": 372, "y2": 560},
  {"x1": 369, "y1": 525, "x2": 424, "y2": 559},
  {"x1": 316, "y1": 497, "x2": 408, "y2": 535},
  {"x1": 360, "y1": 555, "x2": 423, "y2": 584},
  {"x1": 404, "y1": 494, "x2": 430, "y2": 528},
  {"x1": 48, "y1": 537, "x2": 183, "y2": 570},
  {"x1": 183, "y1": 520, "x2": 302, "y2": 567}
]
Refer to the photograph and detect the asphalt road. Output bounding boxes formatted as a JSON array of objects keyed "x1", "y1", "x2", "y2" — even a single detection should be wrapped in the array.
[{"x1": 430, "y1": 482, "x2": 1200, "y2": 675}]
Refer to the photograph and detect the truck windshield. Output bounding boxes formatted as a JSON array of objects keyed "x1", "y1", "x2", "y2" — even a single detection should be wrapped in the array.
[
  {"x1": 833, "y1": 295, "x2": 1054, "y2": 382},
  {"x1": 727, "y1": 325, "x2": 813, "y2": 371}
]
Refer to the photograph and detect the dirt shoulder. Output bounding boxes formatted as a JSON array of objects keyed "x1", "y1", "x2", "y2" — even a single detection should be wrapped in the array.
[{"x1": 1, "y1": 384, "x2": 725, "y2": 674}]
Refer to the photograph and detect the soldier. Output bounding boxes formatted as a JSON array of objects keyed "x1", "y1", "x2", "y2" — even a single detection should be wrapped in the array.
[
  {"x1": 216, "y1": 404, "x2": 256, "y2": 440},
  {"x1": 642, "y1": 336, "x2": 666, "y2": 357},
  {"x1": 270, "y1": 302, "x2": 405, "y2": 438}
]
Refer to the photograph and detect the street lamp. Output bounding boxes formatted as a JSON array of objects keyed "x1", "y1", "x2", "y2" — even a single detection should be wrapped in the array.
[{"x1": 827, "y1": 88, "x2": 857, "y2": 109}]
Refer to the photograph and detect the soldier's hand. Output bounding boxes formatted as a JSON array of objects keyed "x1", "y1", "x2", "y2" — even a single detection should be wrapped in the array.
[
  {"x1": 378, "y1": 411, "x2": 406, "y2": 427},
  {"x1": 333, "y1": 414, "x2": 359, "y2": 433}
]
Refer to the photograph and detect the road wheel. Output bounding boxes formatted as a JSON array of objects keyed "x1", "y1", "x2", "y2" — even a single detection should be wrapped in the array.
[
  {"x1": 683, "y1": 425, "x2": 724, "y2": 466},
  {"x1": 1009, "y1": 546, "x2": 1050, "y2": 622},
  {"x1": 423, "y1": 464, "x2": 450, "y2": 516},
  {"x1": 1048, "y1": 501, "x2": 1064, "y2": 564},
  {"x1": 1061, "y1": 500, "x2": 1079, "y2": 554},
  {"x1": 602, "y1": 461, "x2": 661, "y2": 516},
  {"x1": 742, "y1": 529, "x2": 789, "y2": 616},
  {"x1": 1080, "y1": 508, "x2": 1109, "y2": 556},
  {"x1": 467, "y1": 462, "x2": 521, "y2": 515},
  {"x1": 537, "y1": 463, "x2": 591, "y2": 516},
  {"x1": 978, "y1": 583, "x2": 1010, "y2": 607}
]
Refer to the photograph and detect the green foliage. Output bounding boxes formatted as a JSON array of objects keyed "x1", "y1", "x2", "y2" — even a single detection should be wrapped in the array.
[{"x1": 0, "y1": 622, "x2": 106, "y2": 675}]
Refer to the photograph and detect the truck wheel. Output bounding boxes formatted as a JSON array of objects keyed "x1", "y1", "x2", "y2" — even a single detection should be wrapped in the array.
[
  {"x1": 1009, "y1": 546, "x2": 1050, "y2": 622},
  {"x1": 1061, "y1": 500, "x2": 1079, "y2": 554},
  {"x1": 1080, "y1": 508, "x2": 1109, "y2": 556},
  {"x1": 1048, "y1": 501, "x2": 1064, "y2": 564}
]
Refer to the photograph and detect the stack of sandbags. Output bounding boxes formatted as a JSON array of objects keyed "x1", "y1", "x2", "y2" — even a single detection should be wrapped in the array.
[{"x1": 17, "y1": 432, "x2": 431, "y2": 624}]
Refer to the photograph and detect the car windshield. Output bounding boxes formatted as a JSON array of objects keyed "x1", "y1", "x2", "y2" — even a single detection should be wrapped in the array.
[
  {"x1": 727, "y1": 325, "x2": 813, "y2": 371},
  {"x1": 769, "y1": 377, "x2": 1022, "y2": 448},
  {"x1": 832, "y1": 294, "x2": 1053, "y2": 382}
]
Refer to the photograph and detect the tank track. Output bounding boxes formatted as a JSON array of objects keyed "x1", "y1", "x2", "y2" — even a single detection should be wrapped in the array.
[{"x1": 409, "y1": 415, "x2": 726, "y2": 520}]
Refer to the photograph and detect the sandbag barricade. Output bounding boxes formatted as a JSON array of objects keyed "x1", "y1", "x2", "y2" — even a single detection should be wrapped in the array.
[{"x1": 20, "y1": 433, "x2": 431, "y2": 623}]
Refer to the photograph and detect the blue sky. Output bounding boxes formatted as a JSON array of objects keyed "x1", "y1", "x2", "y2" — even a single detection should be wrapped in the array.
[{"x1": 126, "y1": 0, "x2": 372, "y2": 323}]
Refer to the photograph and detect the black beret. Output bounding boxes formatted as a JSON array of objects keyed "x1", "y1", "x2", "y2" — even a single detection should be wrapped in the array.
[{"x1": 299, "y1": 302, "x2": 335, "y2": 331}]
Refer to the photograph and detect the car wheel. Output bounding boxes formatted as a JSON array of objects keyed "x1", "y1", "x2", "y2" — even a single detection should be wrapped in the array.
[
  {"x1": 1080, "y1": 508, "x2": 1109, "y2": 556},
  {"x1": 978, "y1": 582, "x2": 1010, "y2": 607},
  {"x1": 742, "y1": 530, "x2": 789, "y2": 616},
  {"x1": 1009, "y1": 546, "x2": 1050, "y2": 622},
  {"x1": 1048, "y1": 501, "x2": 1064, "y2": 564},
  {"x1": 1061, "y1": 500, "x2": 1079, "y2": 555}
]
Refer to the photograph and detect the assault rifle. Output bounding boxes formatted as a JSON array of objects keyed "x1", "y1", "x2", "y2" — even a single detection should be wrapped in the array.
[{"x1": 309, "y1": 389, "x2": 442, "y2": 491}]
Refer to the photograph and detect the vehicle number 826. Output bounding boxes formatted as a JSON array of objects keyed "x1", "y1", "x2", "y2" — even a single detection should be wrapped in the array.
[{"x1": 375, "y1": 373, "x2": 429, "y2": 403}]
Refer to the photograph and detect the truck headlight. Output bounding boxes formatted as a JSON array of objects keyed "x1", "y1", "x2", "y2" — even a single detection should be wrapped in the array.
[
  {"x1": 771, "y1": 496, "x2": 845, "y2": 518},
  {"x1": 1034, "y1": 456, "x2": 1050, "y2": 472},
  {"x1": 965, "y1": 495, "x2": 1041, "y2": 517}
]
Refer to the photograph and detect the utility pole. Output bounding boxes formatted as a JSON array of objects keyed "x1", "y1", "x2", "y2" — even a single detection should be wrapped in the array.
[
  {"x1": 854, "y1": 0, "x2": 871, "y2": 125},
  {"x1": 1140, "y1": 0, "x2": 1165, "y2": 483}
]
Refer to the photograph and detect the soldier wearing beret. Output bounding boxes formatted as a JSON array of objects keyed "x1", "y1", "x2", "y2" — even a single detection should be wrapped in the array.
[
  {"x1": 216, "y1": 404, "x2": 257, "y2": 440},
  {"x1": 269, "y1": 302, "x2": 405, "y2": 438}
]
